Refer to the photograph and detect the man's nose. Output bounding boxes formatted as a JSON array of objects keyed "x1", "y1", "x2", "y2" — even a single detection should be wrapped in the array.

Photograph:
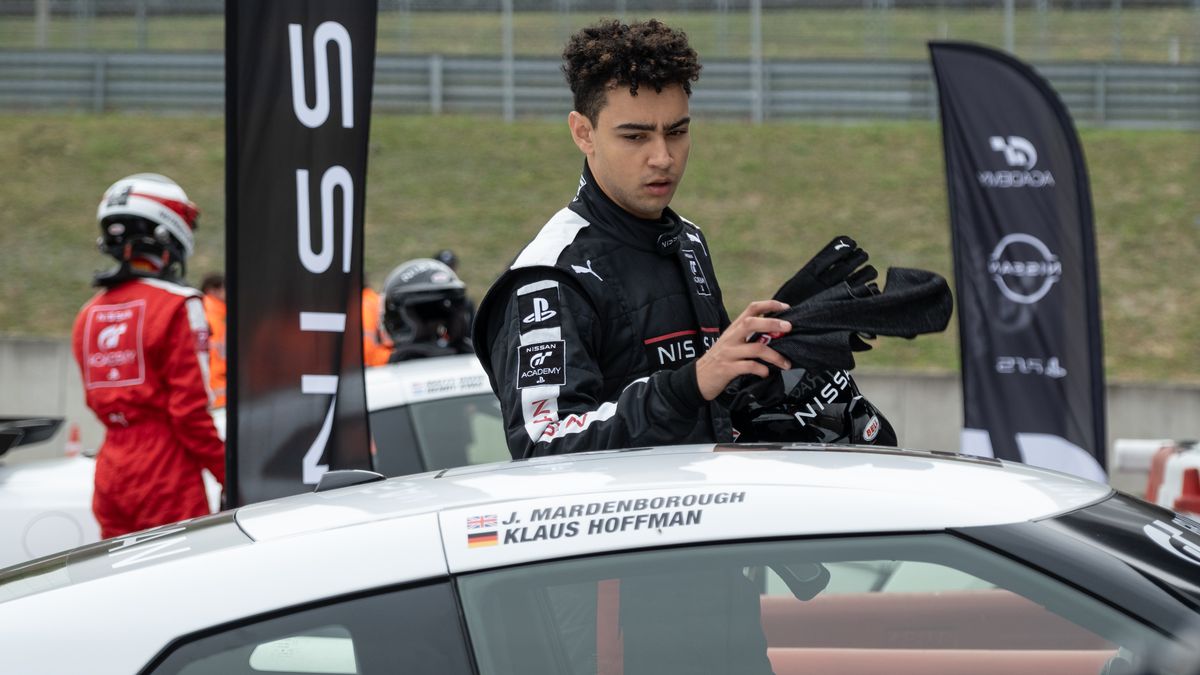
[{"x1": 647, "y1": 136, "x2": 672, "y2": 169}]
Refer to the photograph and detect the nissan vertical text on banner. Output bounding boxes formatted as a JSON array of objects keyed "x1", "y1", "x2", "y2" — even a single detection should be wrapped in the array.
[
  {"x1": 930, "y1": 42, "x2": 1106, "y2": 481},
  {"x1": 226, "y1": 0, "x2": 378, "y2": 504}
]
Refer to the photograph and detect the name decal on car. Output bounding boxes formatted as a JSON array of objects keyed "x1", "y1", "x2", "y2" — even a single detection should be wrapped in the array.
[{"x1": 463, "y1": 490, "x2": 747, "y2": 549}]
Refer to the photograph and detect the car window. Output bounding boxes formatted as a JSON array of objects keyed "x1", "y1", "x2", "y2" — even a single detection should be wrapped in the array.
[
  {"x1": 457, "y1": 534, "x2": 1175, "y2": 675},
  {"x1": 368, "y1": 405, "x2": 422, "y2": 477},
  {"x1": 408, "y1": 393, "x2": 508, "y2": 470},
  {"x1": 146, "y1": 582, "x2": 473, "y2": 675}
]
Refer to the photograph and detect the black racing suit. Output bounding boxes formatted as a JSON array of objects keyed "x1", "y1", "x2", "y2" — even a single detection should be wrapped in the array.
[
  {"x1": 474, "y1": 162, "x2": 775, "y2": 675},
  {"x1": 474, "y1": 162, "x2": 737, "y2": 460}
]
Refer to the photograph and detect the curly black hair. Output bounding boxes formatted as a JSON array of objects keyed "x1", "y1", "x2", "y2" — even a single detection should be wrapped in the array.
[{"x1": 562, "y1": 18, "x2": 702, "y2": 123}]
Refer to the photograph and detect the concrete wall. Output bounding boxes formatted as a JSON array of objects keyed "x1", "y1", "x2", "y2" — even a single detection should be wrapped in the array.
[
  {"x1": 855, "y1": 372, "x2": 1200, "y2": 493},
  {"x1": 0, "y1": 336, "x2": 103, "y2": 464},
  {"x1": 3, "y1": 336, "x2": 1197, "y2": 492}
]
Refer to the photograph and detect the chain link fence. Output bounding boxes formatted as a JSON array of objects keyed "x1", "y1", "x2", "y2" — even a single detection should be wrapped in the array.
[{"x1": 1, "y1": 0, "x2": 1197, "y2": 63}]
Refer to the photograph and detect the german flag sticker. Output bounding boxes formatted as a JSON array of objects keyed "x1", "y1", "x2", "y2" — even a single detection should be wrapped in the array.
[{"x1": 468, "y1": 531, "x2": 499, "y2": 548}]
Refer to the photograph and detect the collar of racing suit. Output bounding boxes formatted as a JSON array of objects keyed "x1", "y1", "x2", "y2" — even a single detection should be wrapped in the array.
[{"x1": 571, "y1": 161, "x2": 685, "y2": 256}]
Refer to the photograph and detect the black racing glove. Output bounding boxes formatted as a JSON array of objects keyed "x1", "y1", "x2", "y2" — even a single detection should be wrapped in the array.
[
  {"x1": 773, "y1": 235, "x2": 878, "y2": 306},
  {"x1": 754, "y1": 236, "x2": 879, "y2": 347}
]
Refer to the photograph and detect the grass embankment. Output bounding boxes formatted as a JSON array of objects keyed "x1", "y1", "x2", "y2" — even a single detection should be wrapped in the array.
[{"x1": 1, "y1": 113, "x2": 1195, "y2": 381}]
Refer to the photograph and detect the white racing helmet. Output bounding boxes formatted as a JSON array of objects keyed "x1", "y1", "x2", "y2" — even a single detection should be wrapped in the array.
[{"x1": 96, "y1": 173, "x2": 199, "y2": 270}]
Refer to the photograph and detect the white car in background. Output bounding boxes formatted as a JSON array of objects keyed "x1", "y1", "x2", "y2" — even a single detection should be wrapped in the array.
[
  {"x1": 2, "y1": 444, "x2": 1199, "y2": 674},
  {"x1": 0, "y1": 418, "x2": 100, "y2": 567},
  {"x1": 0, "y1": 354, "x2": 508, "y2": 568},
  {"x1": 359, "y1": 353, "x2": 509, "y2": 475}
]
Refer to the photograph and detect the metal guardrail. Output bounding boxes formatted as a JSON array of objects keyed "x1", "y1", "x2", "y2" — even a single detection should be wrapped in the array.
[{"x1": 1, "y1": 51, "x2": 1196, "y2": 128}]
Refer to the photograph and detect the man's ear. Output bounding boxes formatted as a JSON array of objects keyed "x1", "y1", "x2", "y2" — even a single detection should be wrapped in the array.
[{"x1": 568, "y1": 111, "x2": 594, "y2": 156}]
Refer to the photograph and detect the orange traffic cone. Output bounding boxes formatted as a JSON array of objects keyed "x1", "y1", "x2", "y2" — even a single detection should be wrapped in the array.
[
  {"x1": 65, "y1": 423, "x2": 81, "y2": 458},
  {"x1": 1174, "y1": 468, "x2": 1200, "y2": 518}
]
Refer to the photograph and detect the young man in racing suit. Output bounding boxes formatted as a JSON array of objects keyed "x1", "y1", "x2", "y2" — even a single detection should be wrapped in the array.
[
  {"x1": 73, "y1": 173, "x2": 225, "y2": 539},
  {"x1": 474, "y1": 20, "x2": 792, "y2": 462},
  {"x1": 473, "y1": 20, "x2": 788, "y2": 675}
]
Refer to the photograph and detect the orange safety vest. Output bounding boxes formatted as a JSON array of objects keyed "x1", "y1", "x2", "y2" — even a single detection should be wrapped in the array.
[
  {"x1": 362, "y1": 287, "x2": 393, "y2": 366},
  {"x1": 202, "y1": 293, "x2": 227, "y2": 407}
]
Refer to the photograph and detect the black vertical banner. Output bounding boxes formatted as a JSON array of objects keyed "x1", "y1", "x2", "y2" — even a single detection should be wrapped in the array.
[
  {"x1": 930, "y1": 42, "x2": 1107, "y2": 482},
  {"x1": 226, "y1": 0, "x2": 377, "y2": 505}
]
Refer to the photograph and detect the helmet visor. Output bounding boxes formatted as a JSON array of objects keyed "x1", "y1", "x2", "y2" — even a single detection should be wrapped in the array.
[{"x1": 407, "y1": 292, "x2": 466, "y2": 321}]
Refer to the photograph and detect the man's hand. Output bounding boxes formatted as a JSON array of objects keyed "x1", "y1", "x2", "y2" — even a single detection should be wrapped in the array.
[{"x1": 695, "y1": 300, "x2": 792, "y2": 401}]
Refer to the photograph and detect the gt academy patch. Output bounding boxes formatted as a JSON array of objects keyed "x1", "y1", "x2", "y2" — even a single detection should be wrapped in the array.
[
  {"x1": 517, "y1": 341, "x2": 566, "y2": 389},
  {"x1": 682, "y1": 249, "x2": 712, "y2": 296},
  {"x1": 518, "y1": 287, "x2": 561, "y2": 330},
  {"x1": 83, "y1": 299, "x2": 147, "y2": 389}
]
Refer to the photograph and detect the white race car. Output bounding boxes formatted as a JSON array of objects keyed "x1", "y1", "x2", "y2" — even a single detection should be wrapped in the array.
[
  {"x1": 2, "y1": 443, "x2": 1199, "y2": 674},
  {"x1": 0, "y1": 354, "x2": 508, "y2": 568},
  {"x1": 0, "y1": 418, "x2": 100, "y2": 567}
]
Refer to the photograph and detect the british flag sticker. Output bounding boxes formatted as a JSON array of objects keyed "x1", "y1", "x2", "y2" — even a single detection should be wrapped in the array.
[
  {"x1": 467, "y1": 514, "x2": 497, "y2": 530},
  {"x1": 466, "y1": 514, "x2": 499, "y2": 548}
]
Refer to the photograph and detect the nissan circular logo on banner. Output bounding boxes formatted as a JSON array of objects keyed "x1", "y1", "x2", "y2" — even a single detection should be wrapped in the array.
[{"x1": 987, "y1": 233, "x2": 1062, "y2": 304}]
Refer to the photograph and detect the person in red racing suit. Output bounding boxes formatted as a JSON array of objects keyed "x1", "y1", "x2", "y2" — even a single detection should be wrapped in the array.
[{"x1": 73, "y1": 173, "x2": 224, "y2": 539}]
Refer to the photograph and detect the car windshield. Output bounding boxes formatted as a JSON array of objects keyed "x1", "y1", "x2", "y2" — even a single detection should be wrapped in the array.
[
  {"x1": 457, "y1": 533, "x2": 1180, "y2": 675},
  {"x1": 1043, "y1": 492, "x2": 1200, "y2": 609}
]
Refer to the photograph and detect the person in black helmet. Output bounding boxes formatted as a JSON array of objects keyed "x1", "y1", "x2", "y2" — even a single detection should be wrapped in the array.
[
  {"x1": 382, "y1": 258, "x2": 473, "y2": 362},
  {"x1": 433, "y1": 248, "x2": 459, "y2": 271}
]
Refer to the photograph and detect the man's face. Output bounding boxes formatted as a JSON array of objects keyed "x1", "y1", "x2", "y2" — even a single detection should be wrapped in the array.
[{"x1": 569, "y1": 83, "x2": 691, "y2": 220}]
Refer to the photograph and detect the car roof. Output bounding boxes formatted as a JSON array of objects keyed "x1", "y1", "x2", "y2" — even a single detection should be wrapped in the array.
[
  {"x1": 237, "y1": 444, "x2": 1111, "y2": 571},
  {"x1": 364, "y1": 353, "x2": 491, "y2": 410},
  {"x1": 0, "y1": 444, "x2": 1113, "y2": 674}
]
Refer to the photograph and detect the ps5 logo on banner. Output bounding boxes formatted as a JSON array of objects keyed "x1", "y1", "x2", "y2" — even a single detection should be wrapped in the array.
[
  {"x1": 289, "y1": 20, "x2": 356, "y2": 484},
  {"x1": 988, "y1": 233, "x2": 1062, "y2": 305},
  {"x1": 978, "y1": 135, "x2": 1055, "y2": 188},
  {"x1": 995, "y1": 356, "x2": 1067, "y2": 378}
]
